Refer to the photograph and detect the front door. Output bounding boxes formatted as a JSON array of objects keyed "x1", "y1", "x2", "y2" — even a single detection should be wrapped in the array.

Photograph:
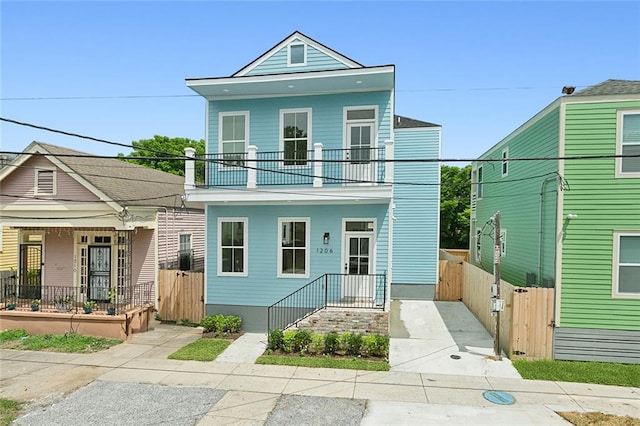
[
  {"x1": 19, "y1": 244, "x2": 42, "y2": 299},
  {"x1": 344, "y1": 123, "x2": 374, "y2": 185},
  {"x1": 88, "y1": 246, "x2": 111, "y2": 301},
  {"x1": 342, "y1": 232, "x2": 374, "y2": 300}
]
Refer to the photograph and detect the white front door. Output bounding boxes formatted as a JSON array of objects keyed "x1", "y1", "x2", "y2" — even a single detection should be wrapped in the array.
[
  {"x1": 342, "y1": 231, "x2": 374, "y2": 299},
  {"x1": 344, "y1": 123, "x2": 374, "y2": 185}
]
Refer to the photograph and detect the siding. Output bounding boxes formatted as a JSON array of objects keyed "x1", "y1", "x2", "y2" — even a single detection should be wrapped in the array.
[
  {"x1": 472, "y1": 107, "x2": 560, "y2": 286},
  {"x1": 157, "y1": 208, "x2": 205, "y2": 270},
  {"x1": 0, "y1": 227, "x2": 18, "y2": 271},
  {"x1": 0, "y1": 155, "x2": 101, "y2": 206},
  {"x1": 208, "y1": 91, "x2": 392, "y2": 154},
  {"x1": 560, "y1": 100, "x2": 640, "y2": 331},
  {"x1": 246, "y1": 43, "x2": 350, "y2": 76},
  {"x1": 392, "y1": 128, "x2": 440, "y2": 285},
  {"x1": 132, "y1": 228, "x2": 155, "y2": 287},
  {"x1": 554, "y1": 327, "x2": 640, "y2": 363},
  {"x1": 206, "y1": 203, "x2": 389, "y2": 307}
]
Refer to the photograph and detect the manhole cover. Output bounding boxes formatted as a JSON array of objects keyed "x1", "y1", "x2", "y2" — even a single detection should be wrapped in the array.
[{"x1": 482, "y1": 390, "x2": 516, "y2": 405}]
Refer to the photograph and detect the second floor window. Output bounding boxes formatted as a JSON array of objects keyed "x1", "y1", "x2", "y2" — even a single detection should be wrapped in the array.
[
  {"x1": 619, "y1": 111, "x2": 640, "y2": 176},
  {"x1": 220, "y1": 112, "x2": 248, "y2": 167},
  {"x1": 281, "y1": 110, "x2": 310, "y2": 166}
]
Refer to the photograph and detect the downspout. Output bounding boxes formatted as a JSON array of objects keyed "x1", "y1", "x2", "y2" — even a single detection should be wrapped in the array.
[
  {"x1": 538, "y1": 175, "x2": 559, "y2": 285},
  {"x1": 159, "y1": 207, "x2": 170, "y2": 267}
]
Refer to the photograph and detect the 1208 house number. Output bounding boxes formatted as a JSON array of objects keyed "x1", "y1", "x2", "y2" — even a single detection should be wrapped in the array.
[{"x1": 316, "y1": 248, "x2": 334, "y2": 254}]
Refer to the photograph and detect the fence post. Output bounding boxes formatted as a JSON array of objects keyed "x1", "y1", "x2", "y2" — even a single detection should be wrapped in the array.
[
  {"x1": 247, "y1": 145, "x2": 257, "y2": 189},
  {"x1": 313, "y1": 143, "x2": 323, "y2": 188}
]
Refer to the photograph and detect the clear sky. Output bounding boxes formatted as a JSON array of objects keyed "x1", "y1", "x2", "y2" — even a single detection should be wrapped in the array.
[{"x1": 1, "y1": 1, "x2": 639, "y2": 162}]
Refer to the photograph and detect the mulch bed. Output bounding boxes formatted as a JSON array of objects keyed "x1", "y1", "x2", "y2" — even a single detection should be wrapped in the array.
[{"x1": 201, "y1": 331, "x2": 244, "y2": 340}]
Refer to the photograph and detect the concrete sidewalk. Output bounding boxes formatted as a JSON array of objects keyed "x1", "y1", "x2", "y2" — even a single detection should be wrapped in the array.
[{"x1": 3, "y1": 323, "x2": 639, "y2": 425}]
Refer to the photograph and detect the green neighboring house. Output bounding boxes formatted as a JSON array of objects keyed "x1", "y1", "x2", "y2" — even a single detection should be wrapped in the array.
[{"x1": 470, "y1": 79, "x2": 640, "y2": 364}]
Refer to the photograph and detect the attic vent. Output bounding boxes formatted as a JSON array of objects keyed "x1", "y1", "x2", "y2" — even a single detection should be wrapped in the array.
[
  {"x1": 36, "y1": 169, "x2": 55, "y2": 195},
  {"x1": 288, "y1": 43, "x2": 306, "y2": 66},
  {"x1": 470, "y1": 193, "x2": 477, "y2": 220}
]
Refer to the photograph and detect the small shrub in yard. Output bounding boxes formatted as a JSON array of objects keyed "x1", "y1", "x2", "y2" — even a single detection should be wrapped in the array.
[
  {"x1": 309, "y1": 333, "x2": 324, "y2": 355},
  {"x1": 282, "y1": 330, "x2": 297, "y2": 353},
  {"x1": 200, "y1": 314, "x2": 242, "y2": 334},
  {"x1": 0, "y1": 329, "x2": 28, "y2": 343},
  {"x1": 292, "y1": 330, "x2": 312, "y2": 353},
  {"x1": 324, "y1": 332, "x2": 340, "y2": 355},
  {"x1": 267, "y1": 329, "x2": 284, "y2": 351},
  {"x1": 345, "y1": 333, "x2": 363, "y2": 356},
  {"x1": 222, "y1": 315, "x2": 242, "y2": 333},
  {"x1": 361, "y1": 334, "x2": 389, "y2": 358}
]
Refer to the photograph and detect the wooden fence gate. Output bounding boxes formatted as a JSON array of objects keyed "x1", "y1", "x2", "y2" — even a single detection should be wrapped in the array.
[
  {"x1": 436, "y1": 259, "x2": 463, "y2": 301},
  {"x1": 158, "y1": 270, "x2": 204, "y2": 324}
]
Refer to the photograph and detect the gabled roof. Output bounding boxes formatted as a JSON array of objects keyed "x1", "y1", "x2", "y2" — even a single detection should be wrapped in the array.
[
  {"x1": 2, "y1": 142, "x2": 201, "y2": 210},
  {"x1": 572, "y1": 79, "x2": 640, "y2": 97},
  {"x1": 394, "y1": 115, "x2": 440, "y2": 129},
  {"x1": 232, "y1": 31, "x2": 363, "y2": 77}
]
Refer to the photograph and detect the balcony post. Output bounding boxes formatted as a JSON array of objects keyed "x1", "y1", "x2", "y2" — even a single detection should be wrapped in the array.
[
  {"x1": 247, "y1": 145, "x2": 257, "y2": 189},
  {"x1": 313, "y1": 142, "x2": 323, "y2": 188},
  {"x1": 184, "y1": 147, "x2": 196, "y2": 190},
  {"x1": 384, "y1": 139, "x2": 394, "y2": 184}
]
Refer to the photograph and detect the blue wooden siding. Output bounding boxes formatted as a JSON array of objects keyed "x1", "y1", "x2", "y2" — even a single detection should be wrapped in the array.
[
  {"x1": 208, "y1": 91, "x2": 391, "y2": 153},
  {"x1": 392, "y1": 128, "x2": 441, "y2": 285},
  {"x1": 206, "y1": 203, "x2": 389, "y2": 307},
  {"x1": 246, "y1": 43, "x2": 350, "y2": 76}
]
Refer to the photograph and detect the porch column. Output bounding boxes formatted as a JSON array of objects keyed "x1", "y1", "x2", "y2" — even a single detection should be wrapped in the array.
[
  {"x1": 384, "y1": 139, "x2": 394, "y2": 184},
  {"x1": 184, "y1": 147, "x2": 196, "y2": 190},
  {"x1": 247, "y1": 145, "x2": 257, "y2": 189},
  {"x1": 313, "y1": 142, "x2": 323, "y2": 188}
]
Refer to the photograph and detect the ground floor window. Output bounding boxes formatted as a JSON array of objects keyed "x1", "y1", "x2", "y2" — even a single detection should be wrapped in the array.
[
  {"x1": 278, "y1": 218, "x2": 309, "y2": 278},
  {"x1": 613, "y1": 232, "x2": 640, "y2": 297},
  {"x1": 218, "y1": 218, "x2": 247, "y2": 275}
]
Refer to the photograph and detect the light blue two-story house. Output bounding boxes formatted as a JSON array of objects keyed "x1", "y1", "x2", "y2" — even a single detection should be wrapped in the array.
[{"x1": 183, "y1": 32, "x2": 441, "y2": 332}]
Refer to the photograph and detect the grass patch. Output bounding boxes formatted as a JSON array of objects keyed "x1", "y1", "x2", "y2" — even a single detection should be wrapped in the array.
[
  {"x1": 0, "y1": 329, "x2": 122, "y2": 353},
  {"x1": 167, "y1": 338, "x2": 231, "y2": 361},
  {"x1": 513, "y1": 359, "x2": 640, "y2": 387},
  {"x1": 0, "y1": 398, "x2": 22, "y2": 426},
  {"x1": 558, "y1": 411, "x2": 640, "y2": 426},
  {"x1": 256, "y1": 355, "x2": 390, "y2": 371}
]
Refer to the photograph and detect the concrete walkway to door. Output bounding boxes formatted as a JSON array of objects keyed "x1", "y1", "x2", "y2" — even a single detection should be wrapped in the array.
[{"x1": 389, "y1": 299, "x2": 521, "y2": 378}]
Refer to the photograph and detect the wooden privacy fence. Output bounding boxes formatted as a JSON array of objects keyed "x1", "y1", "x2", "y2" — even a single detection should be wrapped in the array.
[
  {"x1": 158, "y1": 270, "x2": 204, "y2": 324},
  {"x1": 436, "y1": 251, "x2": 554, "y2": 360}
]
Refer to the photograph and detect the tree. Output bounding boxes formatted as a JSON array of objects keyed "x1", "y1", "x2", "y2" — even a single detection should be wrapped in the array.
[
  {"x1": 118, "y1": 136, "x2": 205, "y2": 176},
  {"x1": 440, "y1": 165, "x2": 471, "y2": 249}
]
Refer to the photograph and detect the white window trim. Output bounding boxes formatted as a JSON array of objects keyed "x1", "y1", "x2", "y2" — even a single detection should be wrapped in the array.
[
  {"x1": 616, "y1": 110, "x2": 640, "y2": 178},
  {"x1": 476, "y1": 165, "x2": 484, "y2": 200},
  {"x1": 279, "y1": 108, "x2": 312, "y2": 168},
  {"x1": 342, "y1": 218, "x2": 377, "y2": 275},
  {"x1": 178, "y1": 233, "x2": 192, "y2": 251},
  {"x1": 218, "y1": 111, "x2": 250, "y2": 170},
  {"x1": 287, "y1": 42, "x2": 307, "y2": 67},
  {"x1": 612, "y1": 231, "x2": 640, "y2": 299},
  {"x1": 34, "y1": 168, "x2": 56, "y2": 196},
  {"x1": 277, "y1": 217, "x2": 310, "y2": 278},
  {"x1": 217, "y1": 217, "x2": 248, "y2": 277},
  {"x1": 343, "y1": 106, "x2": 379, "y2": 149},
  {"x1": 501, "y1": 148, "x2": 509, "y2": 177}
]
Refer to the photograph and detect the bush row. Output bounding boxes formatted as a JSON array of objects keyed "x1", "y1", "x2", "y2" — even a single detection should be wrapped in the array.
[
  {"x1": 200, "y1": 314, "x2": 242, "y2": 334},
  {"x1": 267, "y1": 329, "x2": 389, "y2": 358}
]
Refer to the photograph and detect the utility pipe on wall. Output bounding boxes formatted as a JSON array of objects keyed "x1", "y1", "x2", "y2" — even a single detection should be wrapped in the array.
[{"x1": 537, "y1": 174, "x2": 560, "y2": 286}]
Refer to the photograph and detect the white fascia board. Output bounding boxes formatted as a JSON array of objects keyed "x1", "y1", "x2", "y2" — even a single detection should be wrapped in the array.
[
  {"x1": 187, "y1": 66, "x2": 394, "y2": 89},
  {"x1": 207, "y1": 87, "x2": 389, "y2": 102},
  {"x1": 233, "y1": 31, "x2": 362, "y2": 77},
  {"x1": 185, "y1": 187, "x2": 392, "y2": 205}
]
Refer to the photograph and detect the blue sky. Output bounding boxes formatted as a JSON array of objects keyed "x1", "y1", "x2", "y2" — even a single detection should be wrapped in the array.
[{"x1": 1, "y1": 1, "x2": 639, "y2": 162}]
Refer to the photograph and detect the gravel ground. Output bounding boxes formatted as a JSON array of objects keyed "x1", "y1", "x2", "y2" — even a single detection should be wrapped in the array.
[
  {"x1": 13, "y1": 381, "x2": 226, "y2": 426},
  {"x1": 265, "y1": 394, "x2": 366, "y2": 426}
]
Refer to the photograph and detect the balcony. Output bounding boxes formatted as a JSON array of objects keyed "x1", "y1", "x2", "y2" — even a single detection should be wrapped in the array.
[{"x1": 184, "y1": 141, "x2": 393, "y2": 190}]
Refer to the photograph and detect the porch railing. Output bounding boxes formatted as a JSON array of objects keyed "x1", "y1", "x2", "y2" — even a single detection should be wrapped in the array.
[
  {"x1": 187, "y1": 141, "x2": 393, "y2": 189},
  {"x1": 1, "y1": 277, "x2": 154, "y2": 315},
  {"x1": 267, "y1": 273, "x2": 386, "y2": 332}
]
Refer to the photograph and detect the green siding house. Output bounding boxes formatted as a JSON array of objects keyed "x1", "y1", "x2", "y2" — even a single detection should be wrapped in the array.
[{"x1": 471, "y1": 80, "x2": 640, "y2": 363}]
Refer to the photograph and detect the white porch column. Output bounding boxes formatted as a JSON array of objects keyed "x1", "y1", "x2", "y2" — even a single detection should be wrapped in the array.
[
  {"x1": 247, "y1": 145, "x2": 258, "y2": 189},
  {"x1": 184, "y1": 147, "x2": 196, "y2": 190},
  {"x1": 313, "y1": 142, "x2": 323, "y2": 188},
  {"x1": 384, "y1": 139, "x2": 394, "y2": 184}
]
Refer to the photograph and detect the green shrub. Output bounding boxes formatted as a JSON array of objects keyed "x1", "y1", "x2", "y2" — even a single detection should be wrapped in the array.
[
  {"x1": 293, "y1": 330, "x2": 312, "y2": 353},
  {"x1": 361, "y1": 334, "x2": 389, "y2": 357},
  {"x1": 267, "y1": 329, "x2": 284, "y2": 351},
  {"x1": 223, "y1": 315, "x2": 242, "y2": 333},
  {"x1": 309, "y1": 333, "x2": 324, "y2": 355},
  {"x1": 282, "y1": 330, "x2": 297, "y2": 353},
  {"x1": 0, "y1": 329, "x2": 28, "y2": 343},
  {"x1": 200, "y1": 314, "x2": 242, "y2": 333},
  {"x1": 324, "y1": 332, "x2": 339, "y2": 355},
  {"x1": 345, "y1": 333, "x2": 363, "y2": 356}
]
